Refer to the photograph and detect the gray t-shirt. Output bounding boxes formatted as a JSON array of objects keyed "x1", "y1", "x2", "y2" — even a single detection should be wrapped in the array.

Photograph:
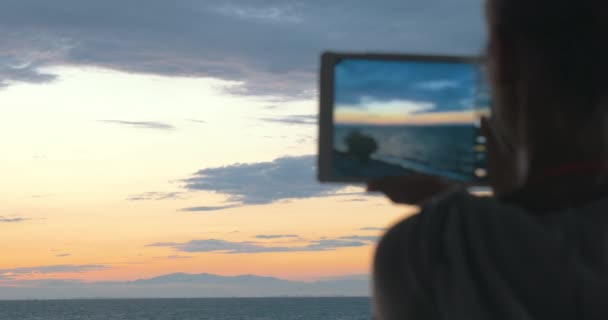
[{"x1": 373, "y1": 190, "x2": 608, "y2": 320}]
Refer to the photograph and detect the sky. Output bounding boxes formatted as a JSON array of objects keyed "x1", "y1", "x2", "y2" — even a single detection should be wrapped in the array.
[
  {"x1": 334, "y1": 59, "x2": 482, "y2": 125},
  {"x1": 0, "y1": 0, "x2": 485, "y2": 297}
]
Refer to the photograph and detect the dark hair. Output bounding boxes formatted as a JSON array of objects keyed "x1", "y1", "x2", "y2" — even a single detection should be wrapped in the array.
[{"x1": 487, "y1": 0, "x2": 608, "y2": 159}]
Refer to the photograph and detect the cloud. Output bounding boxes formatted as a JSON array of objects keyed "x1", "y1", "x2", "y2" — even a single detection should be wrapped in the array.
[
  {"x1": 182, "y1": 155, "x2": 346, "y2": 205},
  {"x1": 334, "y1": 60, "x2": 477, "y2": 114},
  {"x1": 213, "y1": 4, "x2": 302, "y2": 23},
  {"x1": 127, "y1": 192, "x2": 184, "y2": 201},
  {"x1": 359, "y1": 227, "x2": 385, "y2": 231},
  {"x1": 258, "y1": 114, "x2": 317, "y2": 125},
  {"x1": 0, "y1": 216, "x2": 29, "y2": 223},
  {"x1": 255, "y1": 234, "x2": 299, "y2": 239},
  {"x1": 415, "y1": 80, "x2": 461, "y2": 91},
  {"x1": 182, "y1": 194, "x2": 369, "y2": 212},
  {"x1": 340, "y1": 198, "x2": 371, "y2": 203},
  {"x1": 55, "y1": 254, "x2": 71, "y2": 258},
  {"x1": 338, "y1": 235, "x2": 380, "y2": 242},
  {"x1": 0, "y1": 0, "x2": 484, "y2": 97},
  {"x1": 148, "y1": 236, "x2": 374, "y2": 254},
  {"x1": 0, "y1": 31, "x2": 67, "y2": 88},
  {"x1": 164, "y1": 254, "x2": 192, "y2": 260},
  {"x1": 99, "y1": 120, "x2": 175, "y2": 131},
  {"x1": 181, "y1": 205, "x2": 242, "y2": 212},
  {"x1": 0, "y1": 265, "x2": 109, "y2": 279},
  {"x1": 31, "y1": 194, "x2": 51, "y2": 198}
]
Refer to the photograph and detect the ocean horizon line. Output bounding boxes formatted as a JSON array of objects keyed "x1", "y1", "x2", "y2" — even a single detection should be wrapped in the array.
[{"x1": 0, "y1": 296, "x2": 371, "y2": 302}]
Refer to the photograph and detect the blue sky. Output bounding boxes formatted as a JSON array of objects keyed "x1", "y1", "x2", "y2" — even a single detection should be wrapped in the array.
[{"x1": 335, "y1": 59, "x2": 479, "y2": 114}]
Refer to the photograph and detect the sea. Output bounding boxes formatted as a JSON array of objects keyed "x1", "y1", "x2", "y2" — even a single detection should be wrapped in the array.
[
  {"x1": 334, "y1": 124, "x2": 482, "y2": 181},
  {"x1": 0, "y1": 297, "x2": 371, "y2": 320}
]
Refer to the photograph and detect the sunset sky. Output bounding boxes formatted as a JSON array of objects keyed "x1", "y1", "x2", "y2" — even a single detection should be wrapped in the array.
[
  {"x1": 334, "y1": 59, "x2": 484, "y2": 126},
  {"x1": 0, "y1": 0, "x2": 484, "y2": 294}
]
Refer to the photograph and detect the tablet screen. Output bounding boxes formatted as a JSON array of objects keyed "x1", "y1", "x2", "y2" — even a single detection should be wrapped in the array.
[{"x1": 326, "y1": 57, "x2": 489, "y2": 182}]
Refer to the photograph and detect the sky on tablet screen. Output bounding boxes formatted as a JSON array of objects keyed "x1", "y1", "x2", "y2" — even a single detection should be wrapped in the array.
[{"x1": 335, "y1": 60, "x2": 479, "y2": 126}]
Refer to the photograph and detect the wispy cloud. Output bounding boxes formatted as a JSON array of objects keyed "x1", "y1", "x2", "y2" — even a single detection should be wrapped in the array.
[
  {"x1": 148, "y1": 235, "x2": 376, "y2": 254},
  {"x1": 338, "y1": 235, "x2": 379, "y2": 242},
  {"x1": 182, "y1": 155, "x2": 346, "y2": 206},
  {"x1": 359, "y1": 227, "x2": 386, "y2": 231},
  {"x1": 255, "y1": 234, "x2": 299, "y2": 239},
  {"x1": 31, "y1": 194, "x2": 52, "y2": 198},
  {"x1": 127, "y1": 192, "x2": 184, "y2": 201},
  {"x1": 258, "y1": 114, "x2": 317, "y2": 125},
  {"x1": 181, "y1": 205, "x2": 242, "y2": 212},
  {"x1": 214, "y1": 4, "x2": 302, "y2": 23},
  {"x1": 55, "y1": 254, "x2": 71, "y2": 258},
  {"x1": 155, "y1": 255, "x2": 193, "y2": 260},
  {"x1": 0, "y1": 216, "x2": 29, "y2": 223},
  {"x1": 0, "y1": 265, "x2": 109, "y2": 279},
  {"x1": 99, "y1": 120, "x2": 175, "y2": 131}
]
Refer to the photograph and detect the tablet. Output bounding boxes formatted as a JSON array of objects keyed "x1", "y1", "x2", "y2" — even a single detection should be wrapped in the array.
[{"x1": 318, "y1": 52, "x2": 490, "y2": 183}]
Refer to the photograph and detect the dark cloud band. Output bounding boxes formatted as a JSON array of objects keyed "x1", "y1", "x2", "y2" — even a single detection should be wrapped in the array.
[{"x1": 0, "y1": 0, "x2": 484, "y2": 97}]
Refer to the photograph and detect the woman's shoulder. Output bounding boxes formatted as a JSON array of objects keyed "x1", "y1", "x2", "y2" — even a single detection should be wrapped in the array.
[
  {"x1": 423, "y1": 189, "x2": 545, "y2": 235},
  {"x1": 421, "y1": 189, "x2": 532, "y2": 225},
  {"x1": 383, "y1": 190, "x2": 501, "y2": 238},
  {"x1": 381, "y1": 189, "x2": 542, "y2": 264}
]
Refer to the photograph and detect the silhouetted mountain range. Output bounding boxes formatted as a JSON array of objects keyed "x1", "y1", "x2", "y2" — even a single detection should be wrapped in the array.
[{"x1": 0, "y1": 273, "x2": 370, "y2": 300}]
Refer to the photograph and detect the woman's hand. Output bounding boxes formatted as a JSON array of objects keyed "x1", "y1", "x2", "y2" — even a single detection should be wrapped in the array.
[
  {"x1": 367, "y1": 115, "x2": 520, "y2": 205},
  {"x1": 367, "y1": 174, "x2": 457, "y2": 206}
]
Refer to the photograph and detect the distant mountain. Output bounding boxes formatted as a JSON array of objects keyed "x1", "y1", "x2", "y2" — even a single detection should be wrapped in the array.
[
  {"x1": 317, "y1": 274, "x2": 370, "y2": 281},
  {"x1": 0, "y1": 273, "x2": 370, "y2": 300},
  {"x1": 132, "y1": 273, "x2": 294, "y2": 285}
]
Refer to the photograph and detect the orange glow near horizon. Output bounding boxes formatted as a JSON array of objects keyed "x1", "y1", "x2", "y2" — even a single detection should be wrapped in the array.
[
  {"x1": 1, "y1": 67, "x2": 417, "y2": 290},
  {"x1": 6, "y1": 244, "x2": 385, "y2": 283}
]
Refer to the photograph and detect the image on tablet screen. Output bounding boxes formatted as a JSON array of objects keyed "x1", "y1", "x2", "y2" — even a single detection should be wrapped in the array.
[{"x1": 332, "y1": 58, "x2": 488, "y2": 181}]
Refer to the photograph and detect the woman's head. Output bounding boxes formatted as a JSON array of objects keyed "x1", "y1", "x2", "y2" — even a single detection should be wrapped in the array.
[{"x1": 485, "y1": 0, "x2": 608, "y2": 177}]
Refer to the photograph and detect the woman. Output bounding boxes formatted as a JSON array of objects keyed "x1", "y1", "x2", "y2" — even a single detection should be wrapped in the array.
[{"x1": 370, "y1": 0, "x2": 608, "y2": 318}]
